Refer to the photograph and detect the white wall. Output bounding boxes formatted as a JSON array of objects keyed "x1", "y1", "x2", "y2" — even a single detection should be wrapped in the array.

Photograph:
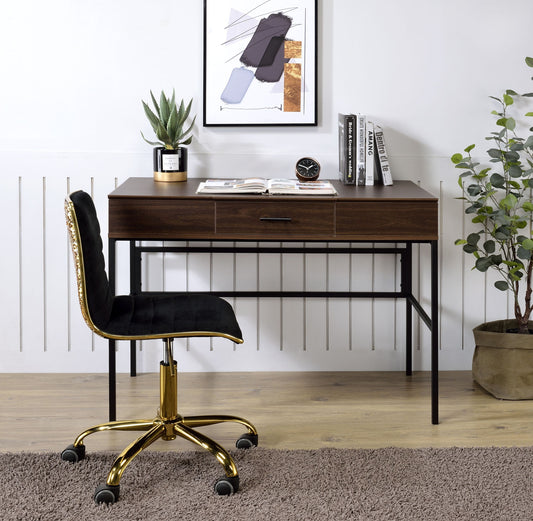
[{"x1": 1, "y1": 0, "x2": 532, "y2": 373}]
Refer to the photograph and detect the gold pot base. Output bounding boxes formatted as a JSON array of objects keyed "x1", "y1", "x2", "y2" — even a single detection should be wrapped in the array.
[{"x1": 154, "y1": 171, "x2": 187, "y2": 182}]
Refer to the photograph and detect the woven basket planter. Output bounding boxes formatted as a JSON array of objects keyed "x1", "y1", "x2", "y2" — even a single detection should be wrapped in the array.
[{"x1": 473, "y1": 319, "x2": 533, "y2": 400}]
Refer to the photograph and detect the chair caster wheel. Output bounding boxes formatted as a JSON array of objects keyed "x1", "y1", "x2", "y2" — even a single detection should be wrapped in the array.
[
  {"x1": 214, "y1": 475, "x2": 239, "y2": 495},
  {"x1": 61, "y1": 444, "x2": 85, "y2": 463},
  {"x1": 236, "y1": 432, "x2": 258, "y2": 449},
  {"x1": 94, "y1": 484, "x2": 120, "y2": 504}
]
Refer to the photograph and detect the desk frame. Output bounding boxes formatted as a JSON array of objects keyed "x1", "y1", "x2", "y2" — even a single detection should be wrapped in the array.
[
  {"x1": 108, "y1": 238, "x2": 439, "y2": 425},
  {"x1": 107, "y1": 178, "x2": 439, "y2": 425}
]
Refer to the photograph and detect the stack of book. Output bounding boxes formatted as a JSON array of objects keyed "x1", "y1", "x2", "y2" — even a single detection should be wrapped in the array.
[{"x1": 338, "y1": 113, "x2": 393, "y2": 186}]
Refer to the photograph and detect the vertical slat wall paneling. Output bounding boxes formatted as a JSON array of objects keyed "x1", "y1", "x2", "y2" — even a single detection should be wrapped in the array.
[
  {"x1": 440, "y1": 177, "x2": 468, "y2": 366},
  {"x1": 163, "y1": 241, "x2": 189, "y2": 359},
  {"x1": 350, "y1": 248, "x2": 374, "y2": 357},
  {"x1": 211, "y1": 242, "x2": 235, "y2": 351},
  {"x1": 327, "y1": 243, "x2": 351, "y2": 354},
  {"x1": 235, "y1": 246, "x2": 259, "y2": 352},
  {"x1": 0, "y1": 174, "x2": 21, "y2": 366},
  {"x1": 2, "y1": 172, "x2": 466, "y2": 373},
  {"x1": 19, "y1": 175, "x2": 45, "y2": 356},
  {"x1": 373, "y1": 244, "x2": 400, "y2": 359},
  {"x1": 45, "y1": 175, "x2": 69, "y2": 355},
  {"x1": 194, "y1": 242, "x2": 215, "y2": 354},
  {"x1": 281, "y1": 243, "x2": 305, "y2": 354},
  {"x1": 304, "y1": 243, "x2": 328, "y2": 354},
  {"x1": 257, "y1": 242, "x2": 282, "y2": 354}
]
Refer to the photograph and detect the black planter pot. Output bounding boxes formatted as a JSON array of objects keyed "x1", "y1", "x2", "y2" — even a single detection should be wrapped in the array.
[{"x1": 153, "y1": 147, "x2": 187, "y2": 182}]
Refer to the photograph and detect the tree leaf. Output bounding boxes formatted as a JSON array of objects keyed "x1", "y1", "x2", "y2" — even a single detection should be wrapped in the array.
[
  {"x1": 464, "y1": 144, "x2": 476, "y2": 153},
  {"x1": 484, "y1": 240, "x2": 495, "y2": 253},
  {"x1": 506, "y1": 117, "x2": 516, "y2": 130},
  {"x1": 490, "y1": 173, "x2": 505, "y2": 187},
  {"x1": 494, "y1": 226, "x2": 511, "y2": 239},
  {"x1": 494, "y1": 281, "x2": 509, "y2": 291},
  {"x1": 509, "y1": 165, "x2": 524, "y2": 178},
  {"x1": 451, "y1": 153, "x2": 463, "y2": 165},
  {"x1": 467, "y1": 185, "x2": 482, "y2": 197},
  {"x1": 467, "y1": 233, "x2": 480, "y2": 246},
  {"x1": 475, "y1": 257, "x2": 493, "y2": 272},
  {"x1": 522, "y1": 238, "x2": 533, "y2": 250},
  {"x1": 526, "y1": 56, "x2": 533, "y2": 67},
  {"x1": 503, "y1": 93, "x2": 514, "y2": 106},
  {"x1": 517, "y1": 246, "x2": 531, "y2": 260},
  {"x1": 500, "y1": 193, "x2": 518, "y2": 210}
]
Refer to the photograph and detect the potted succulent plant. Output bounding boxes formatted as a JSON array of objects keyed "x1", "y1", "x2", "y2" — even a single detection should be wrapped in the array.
[
  {"x1": 141, "y1": 90, "x2": 196, "y2": 182},
  {"x1": 451, "y1": 56, "x2": 533, "y2": 399}
]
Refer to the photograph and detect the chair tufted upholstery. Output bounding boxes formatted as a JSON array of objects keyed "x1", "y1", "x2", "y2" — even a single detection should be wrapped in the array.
[{"x1": 68, "y1": 190, "x2": 242, "y2": 342}]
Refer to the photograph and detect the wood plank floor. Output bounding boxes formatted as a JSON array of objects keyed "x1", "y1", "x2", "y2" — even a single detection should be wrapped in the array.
[{"x1": 2, "y1": 371, "x2": 533, "y2": 453}]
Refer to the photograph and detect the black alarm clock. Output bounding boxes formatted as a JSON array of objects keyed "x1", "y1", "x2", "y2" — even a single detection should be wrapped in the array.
[{"x1": 295, "y1": 157, "x2": 321, "y2": 182}]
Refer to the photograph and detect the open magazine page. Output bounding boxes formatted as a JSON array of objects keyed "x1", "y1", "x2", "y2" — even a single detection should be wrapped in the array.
[
  {"x1": 196, "y1": 178, "x2": 267, "y2": 193},
  {"x1": 196, "y1": 178, "x2": 337, "y2": 195},
  {"x1": 267, "y1": 179, "x2": 337, "y2": 195}
]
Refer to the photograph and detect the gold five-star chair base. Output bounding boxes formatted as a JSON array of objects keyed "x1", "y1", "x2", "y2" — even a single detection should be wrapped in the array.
[{"x1": 61, "y1": 340, "x2": 258, "y2": 504}]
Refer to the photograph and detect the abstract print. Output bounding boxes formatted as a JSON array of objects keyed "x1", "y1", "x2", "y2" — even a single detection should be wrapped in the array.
[{"x1": 204, "y1": 0, "x2": 317, "y2": 125}]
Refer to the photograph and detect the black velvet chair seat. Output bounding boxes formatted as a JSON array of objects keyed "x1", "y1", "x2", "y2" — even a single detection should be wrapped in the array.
[{"x1": 105, "y1": 293, "x2": 242, "y2": 340}]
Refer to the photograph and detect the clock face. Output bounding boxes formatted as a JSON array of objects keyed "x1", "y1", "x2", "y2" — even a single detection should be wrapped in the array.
[{"x1": 295, "y1": 157, "x2": 320, "y2": 181}]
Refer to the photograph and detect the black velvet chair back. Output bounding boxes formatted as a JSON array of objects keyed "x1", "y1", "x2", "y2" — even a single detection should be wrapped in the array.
[{"x1": 66, "y1": 191, "x2": 114, "y2": 332}]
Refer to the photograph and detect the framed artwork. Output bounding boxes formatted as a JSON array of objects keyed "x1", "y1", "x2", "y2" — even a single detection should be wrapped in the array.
[{"x1": 203, "y1": 0, "x2": 318, "y2": 127}]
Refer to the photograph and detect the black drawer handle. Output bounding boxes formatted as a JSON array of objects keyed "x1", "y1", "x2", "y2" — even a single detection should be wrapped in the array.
[{"x1": 260, "y1": 217, "x2": 292, "y2": 222}]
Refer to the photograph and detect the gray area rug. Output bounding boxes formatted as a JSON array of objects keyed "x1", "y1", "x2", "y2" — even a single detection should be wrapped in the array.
[{"x1": 1, "y1": 447, "x2": 532, "y2": 520}]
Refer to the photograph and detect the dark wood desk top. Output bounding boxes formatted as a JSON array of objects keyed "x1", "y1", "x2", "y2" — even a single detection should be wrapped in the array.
[
  {"x1": 110, "y1": 177, "x2": 436, "y2": 201},
  {"x1": 109, "y1": 177, "x2": 438, "y2": 241}
]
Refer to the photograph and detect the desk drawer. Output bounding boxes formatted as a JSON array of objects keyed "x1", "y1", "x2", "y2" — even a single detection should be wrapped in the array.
[
  {"x1": 336, "y1": 201, "x2": 438, "y2": 240},
  {"x1": 109, "y1": 199, "x2": 215, "y2": 239},
  {"x1": 216, "y1": 201, "x2": 334, "y2": 239}
]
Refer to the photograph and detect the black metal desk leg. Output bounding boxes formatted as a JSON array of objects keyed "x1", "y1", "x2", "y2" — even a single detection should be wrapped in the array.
[
  {"x1": 108, "y1": 238, "x2": 117, "y2": 421},
  {"x1": 403, "y1": 243, "x2": 413, "y2": 376},
  {"x1": 431, "y1": 240, "x2": 439, "y2": 425},
  {"x1": 108, "y1": 339, "x2": 116, "y2": 421},
  {"x1": 129, "y1": 240, "x2": 140, "y2": 377}
]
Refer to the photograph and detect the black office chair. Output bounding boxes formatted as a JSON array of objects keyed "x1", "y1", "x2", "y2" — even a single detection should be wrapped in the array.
[{"x1": 61, "y1": 190, "x2": 258, "y2": 504}]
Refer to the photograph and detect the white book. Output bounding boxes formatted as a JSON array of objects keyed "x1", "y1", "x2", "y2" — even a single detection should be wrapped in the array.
[
  {"x1": 373, "y1": 125, "x2": 393, "y2": 186},
  {"x1": 365, "y1": 121, "x2": 375, "y2": 185},
  {"x1": 355, "y1": 113, "x2": 366, "y2": 186}
]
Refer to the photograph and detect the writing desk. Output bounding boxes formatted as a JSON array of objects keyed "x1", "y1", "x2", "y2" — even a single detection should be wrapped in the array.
[{"x1": 108, "y1": 177, "x2": 439, "y2": 423}]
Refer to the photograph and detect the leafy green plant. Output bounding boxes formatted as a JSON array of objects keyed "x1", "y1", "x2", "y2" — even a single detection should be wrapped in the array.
[
  {"x1": 141, "y1": 90, "x2": 196, "y2": 149},
  {"x1": 452, "y1": 57, "x2": 533, "y2": 333}
]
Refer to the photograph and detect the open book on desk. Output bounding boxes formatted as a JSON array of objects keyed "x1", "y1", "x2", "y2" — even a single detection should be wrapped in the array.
[{"x1": 196, "y1": 178, "x2": 338, "y2": 195}]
